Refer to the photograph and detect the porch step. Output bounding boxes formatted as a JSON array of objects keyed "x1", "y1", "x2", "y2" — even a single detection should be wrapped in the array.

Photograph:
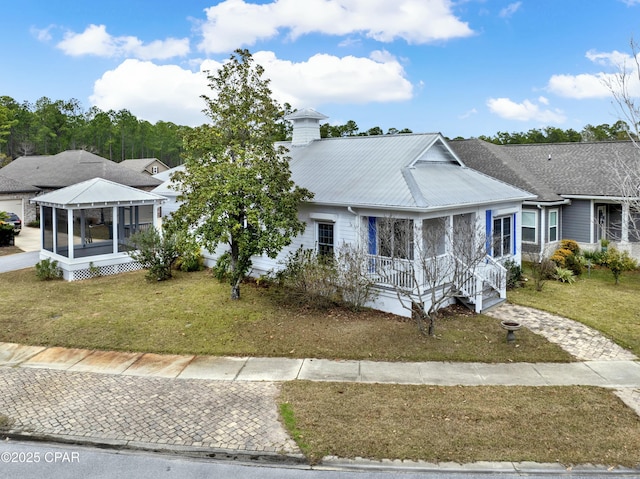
[
  {"x1": 479, "y1": 296, "x2": 506, "y2": 314},
  {"x1": 456, "y1": 295, "x2": 506, "y2": 314}
]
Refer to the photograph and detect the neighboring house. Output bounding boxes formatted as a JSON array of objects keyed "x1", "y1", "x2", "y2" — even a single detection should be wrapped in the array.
[
  {"x1": 152, "y1": 165, "x2": 185, "y2": 219},
  {"x1": 30, "y1": 178, "x2": 166, "y2": 281},
  {"x1": 169, "y1": 109, "x2": 534, "y2": 317},
  {"x1": 451, "y1": 139, "x2": 640, "y2": 260},
  {"x1": 0, "y1": 174, "x2": 40, "y2": 223},
  {"x1": 121, "y1": 158, "x2": 170, "y2": 176},
  {"x1": 0, "y1": 150, "x2": 161, "y2": 224}
]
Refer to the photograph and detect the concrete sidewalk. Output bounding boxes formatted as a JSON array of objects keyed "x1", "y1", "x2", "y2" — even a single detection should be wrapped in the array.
[{"x1": 2, "y1": 342, "x2": 640, "y2": 389}]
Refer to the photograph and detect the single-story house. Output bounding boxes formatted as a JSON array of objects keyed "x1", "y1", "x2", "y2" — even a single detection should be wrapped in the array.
[
  {"x1": 450, "y1": 139, "x2": 640, "y2": 259},
  {"x1": 170, "y1": 109, "x2": 535, "y2": 317},
  {"x1": 0, "y1": 150, "x2": 161, "y2": 224},
  {"x1": 30, "y1": 177, "x2": 166, "y2": 281},
  {"x1": 121, "y1": 158, "x2": 170, "y2": 176}
]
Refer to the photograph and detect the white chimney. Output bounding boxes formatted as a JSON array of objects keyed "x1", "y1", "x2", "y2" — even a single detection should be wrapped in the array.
[{"x1": 285, "y1": 108, "x2": 328, "y2": 146}]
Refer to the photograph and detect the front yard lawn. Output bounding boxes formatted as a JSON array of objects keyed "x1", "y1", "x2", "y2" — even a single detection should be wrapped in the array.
[
  {"x1": 509, "y1": 266, "x2": 640, "y2": 357},
  {"x1": 0, "y1": 268, "x2": 572, "y2": 362}
]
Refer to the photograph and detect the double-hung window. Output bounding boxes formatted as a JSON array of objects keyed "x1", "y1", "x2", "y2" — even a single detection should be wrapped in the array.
[
  {"x1": 521, "y1": 210, "x2": 537, "y2": 243},
  {"x1": 548, "y1": 210, "x2": 558, "y2": 242},
  {"x1": 317, "y1": 223, "x2": 334, "y2": 256},
  {"x1": 492, "y1": 216, "x2": 512, "y2": 257}
]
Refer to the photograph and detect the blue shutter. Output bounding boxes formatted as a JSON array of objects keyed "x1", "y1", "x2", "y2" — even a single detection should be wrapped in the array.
[
  {"x1": 512, "y1": 213, "x2": 517, "y2": 255},
  {"x1": 485, "y1": 210, "x2": 492, "y2": 255},
  {"x1": 368, "y1": 217, "x2": 377, "y2": 255}
]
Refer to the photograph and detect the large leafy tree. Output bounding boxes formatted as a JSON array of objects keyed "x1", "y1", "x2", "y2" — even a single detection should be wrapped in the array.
[{"x1": 171, "y1": 49, "x2": 313, "y2": 299}]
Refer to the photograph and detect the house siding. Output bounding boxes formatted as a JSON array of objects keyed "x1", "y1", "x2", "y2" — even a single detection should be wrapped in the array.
[{"x1": 561, "y1": 200, "x2": 591, "y2": 243}]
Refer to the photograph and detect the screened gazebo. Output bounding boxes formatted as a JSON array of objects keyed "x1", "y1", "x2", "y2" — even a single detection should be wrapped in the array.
[{"x1": 31, "y1": 178, "x2": 166, "y2": 281}]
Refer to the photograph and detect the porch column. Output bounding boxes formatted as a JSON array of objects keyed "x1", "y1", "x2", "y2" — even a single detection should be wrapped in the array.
[
  {"x1": 67, "y1": 209, "x2": 74, "y2": 259},
  {"x1": 414, "y1": 219, "x2": 423, "y2": 287},
  {"x1": 622, "y1": 202, "x2": 630, "y2": 243},
  {"x1": 112, "y1": 206, "x2": 118, "y2": 254},
  {"x1": 39, "y1": 204, "x2": 44, "y2": 250},
  {"x1": 52, "y1": 207, "x2": 58, "y2": 254}
]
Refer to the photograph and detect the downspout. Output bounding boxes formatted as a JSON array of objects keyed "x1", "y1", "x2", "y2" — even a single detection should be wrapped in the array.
[{"x1": 537, "y1": 205, "x2": 545, "y2": 262}]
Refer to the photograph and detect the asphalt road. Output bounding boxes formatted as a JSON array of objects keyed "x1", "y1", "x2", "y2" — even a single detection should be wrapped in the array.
[{"x1": 1, "y1": 440, "x2": 638, "y2": 479}]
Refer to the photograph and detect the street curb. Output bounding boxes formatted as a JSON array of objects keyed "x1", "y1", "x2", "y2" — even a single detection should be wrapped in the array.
[
  {"x1": 1, "y1": 432, "x2": 308, "y2": 466},
  {"x1": 318, "y1": 456, "x2": 640, "y2": 475}
]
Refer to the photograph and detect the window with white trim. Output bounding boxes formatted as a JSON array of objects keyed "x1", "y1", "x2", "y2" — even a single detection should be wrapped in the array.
[
  {"x1": 492, "y1": 216, "x2": 512, "y2": 257},
  {"x1": 521, "y1": 210, "x2": 537, "y2": 243},
  {"x1": 151, "y1": 165, "x2": 159, "y2": 174},
  {"x1": 317, "y1": 223, "x2": 334, "y2": 256},
  {"x1": 548, "y1": 209, "x2": 558, "y2": 242}
]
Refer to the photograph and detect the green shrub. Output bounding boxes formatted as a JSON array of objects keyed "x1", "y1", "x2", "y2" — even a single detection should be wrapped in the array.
[
  {"x1": 127, "y1": 227, "x2": 179, "y2": 281},
  {"x1": 503, "y1": 259, "x2": 523, "y2": 289},
  {"x1": 35, "y1": 258, "x2": 63, "y2": 280},
  {"x1": 174, "y1": 233, "x2": 204, "y2": 272},
  {"x1": 528, "y1": 257, "x2": 556, "y2": 291},
  {"x1": 602, "y1": 247, "x2": 638, "y2": 284},
  {"x1": 554, "y1": 266, "x2": 576, "y2": 284},
  {"x1": 582, "y1": 249, "x2": 605, "y2": 266},
  {"x1": 0, "y1": 222, "x2": 14, "y2": 246}
]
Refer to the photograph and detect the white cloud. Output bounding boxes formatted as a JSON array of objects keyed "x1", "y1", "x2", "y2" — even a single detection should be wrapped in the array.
[
  {"x1": 198, "y1": 0, "x2": 474, "y2": 54},
  {"x1": 90, "y1": 59, "x2": 210, "y2": 126},
  {"x1": 56, "y1": 24, "x2": 189, "y2": 60},
  {"x1": 459, "y1": 108, "x2": 477, "y2": 119},
  {"x1": 31, "y1": 25, "x2": 54, "y2": 42},
  {"x1": 89, "y1": 50, "x2": 413, "y2": 126},
  {"x1": 538, "y1": 96, "x2": 549, "y2": 105},
  {"x1": 254, "y1": 50, "x2": 413, "y2": 106},
  {"x1": 487, "y1": 97, "x2": 566, "y2": 123},
  {"x1": 547, "y1": 73, "x2": 613, "y2": 99},
  {"x1": 499, "y1": 2, "x2": 522, "y2": 18}
]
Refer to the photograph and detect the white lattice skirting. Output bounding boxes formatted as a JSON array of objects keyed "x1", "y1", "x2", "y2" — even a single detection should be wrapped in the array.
[{"x1": 68, "y1": 261, "x2": 143, "y2": 281}]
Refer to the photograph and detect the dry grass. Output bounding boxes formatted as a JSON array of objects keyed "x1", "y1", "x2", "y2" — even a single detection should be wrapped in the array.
[
  {"x1": 280, "y1": 381, "x2": 640, "y2": 467},
  {"x1": 0, "y1": 268, "x2": 571, "y2": 362},
  {"x1": 0, "y1": 245, "x2": 22, "y2": 256}
]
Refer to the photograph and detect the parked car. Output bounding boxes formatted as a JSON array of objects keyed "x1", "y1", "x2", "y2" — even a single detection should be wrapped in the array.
[{"x1": 1, "y1": 212, "x2": 21, "y2": 235}]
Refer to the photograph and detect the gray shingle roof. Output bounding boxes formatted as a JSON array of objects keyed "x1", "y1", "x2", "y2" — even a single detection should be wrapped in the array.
[
  {"x1": 1, "y1": 150, "x2": 161, "y2": 189},
  {"x1": 451, "y1": 139, "x2": 640, "y2": 201},
  {"x1": 283, "y1": 134, "x2": 534, "y2": 210},
  {"x1": 0, "y1": 174, "x2": 41, "y2": 193}
]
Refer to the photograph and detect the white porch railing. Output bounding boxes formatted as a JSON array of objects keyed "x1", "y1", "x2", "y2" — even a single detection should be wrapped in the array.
[{"x1": 366, "y1": 253, "x2": 507, "y2": 313}]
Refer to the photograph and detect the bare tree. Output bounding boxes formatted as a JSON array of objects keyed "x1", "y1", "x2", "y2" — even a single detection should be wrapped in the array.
[
  {"x1": 603, "y1": 38, "x2": 640, "y2": 242},
  {"x1": 371, "y1": 214, "x2": 497, "y2": 336}
]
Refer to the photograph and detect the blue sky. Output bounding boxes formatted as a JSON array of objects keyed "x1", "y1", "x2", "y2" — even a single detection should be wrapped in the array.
[{"x1": 3, "y1": 0, "x2": 640, "y2": 138}]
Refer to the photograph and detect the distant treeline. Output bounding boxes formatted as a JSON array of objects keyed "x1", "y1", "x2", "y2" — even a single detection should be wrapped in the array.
[
  {"x1": 0, "y1": 96, "x2": 190, "y2": 166},
  {"x1": 0, "y1": 95, "x2": 635, "y2": 168}
]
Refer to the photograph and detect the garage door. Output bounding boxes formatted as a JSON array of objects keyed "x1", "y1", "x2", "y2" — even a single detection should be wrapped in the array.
[{"x1": 0, "y1": 199, "x2": 23, "y2": 218}]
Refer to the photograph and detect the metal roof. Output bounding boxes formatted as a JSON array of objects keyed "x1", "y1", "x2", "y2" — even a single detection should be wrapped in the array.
[
  {"x1": 31, "y1": 177, "x2": 167, "y2": 208},
  {"x1": 1, "y1": 150, "x2": 161, "y2": 189},
  {"x1": 283, "y1": 133, "x2": 534, "y2": 209}
]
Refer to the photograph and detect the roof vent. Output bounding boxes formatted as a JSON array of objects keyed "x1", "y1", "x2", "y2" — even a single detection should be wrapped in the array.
[{"x1": 285, "y1": 108, "x2": 328, "y2": 146}]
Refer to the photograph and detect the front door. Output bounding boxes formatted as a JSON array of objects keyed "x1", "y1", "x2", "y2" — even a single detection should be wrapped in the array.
[{"x1": 596, "y1": 205, "x2": 607, "y2": 243}]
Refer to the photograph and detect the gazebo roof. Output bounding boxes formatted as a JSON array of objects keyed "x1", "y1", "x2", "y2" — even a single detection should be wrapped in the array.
[{"x1": 31, "y1": 177, "x2": 167, "y2": 208}]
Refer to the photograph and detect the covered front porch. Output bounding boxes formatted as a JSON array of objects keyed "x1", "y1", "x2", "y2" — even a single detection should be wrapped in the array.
[
  {"x1": 31, "y1": 178, "x2": 166, "y2": 281},
  {"x1": 362, "y1": 212, "x2": 511, "y2": 315}
]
